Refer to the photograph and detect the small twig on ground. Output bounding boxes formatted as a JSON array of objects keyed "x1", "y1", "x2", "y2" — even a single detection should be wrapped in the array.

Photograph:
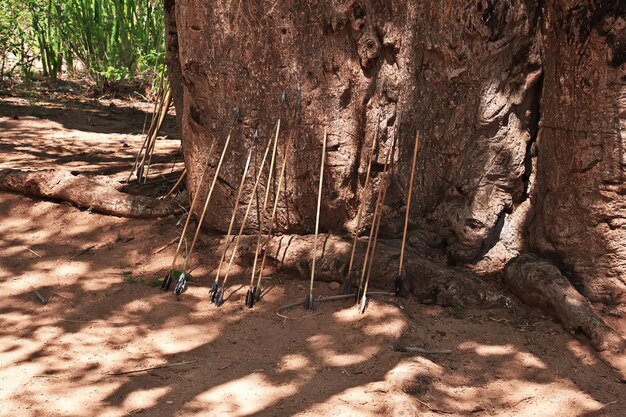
[
  {"x1": 597, "y1": 400, "x2": 617, "y2": 410},
  {"x1": 217, "y1": 362, "x2": 233, "y2": 370},
  {"x1": 163, "y1": 169, "x2": 186, "y2": 199},
  {"x1": 31, "y1": 287, "x2": 48, "y2": 304},
  {"x1": 108, "y1": 360, "x2": 197, "y2": 376},
  {"x1": 487, "y1": 316, "x2": 511, "y2": 324},
  {"x1": 152, "y1": 237, "x2": 179, "y2": 255},
  {"x1": 70, "y1": 245, "x2": 96, "y2": 260},
  {"x1": 393, "y1": 345, "x2": 453, "y2": 355},
  {"x1": 415, "y1": 398, "x2": 454, "y2": 414},
  {"x1": 511, "y1": 396, "x2": 533, "y2": 408},
  {"x1": 25, "y1": 247, "x2": 42, "y2": 257}
]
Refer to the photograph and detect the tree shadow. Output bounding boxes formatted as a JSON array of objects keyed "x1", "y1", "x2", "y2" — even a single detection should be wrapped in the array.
[
  {"x1": 0, "y1": 95, "x2": 178, "y2": 137},
  {"x1": 0, "y1": 96, "x2": 182, "y2": 178},
  {"x1": 1, "y1": 189, "x2": 624, "y2": 417}
]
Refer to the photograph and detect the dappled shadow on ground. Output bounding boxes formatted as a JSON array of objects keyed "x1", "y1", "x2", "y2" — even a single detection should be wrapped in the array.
[
  {"x1": 0, "y1": 96, "x2": 181, "y2": 179},
  {"x1": 0, "y1": 192, "x2": 624, "y2": 417},
  {"x1": 0, "y1": 94, "x2": 178, "y2": 137},
  {"x1": 0, "y1": 95, "x2": 624, "y2": 417}
]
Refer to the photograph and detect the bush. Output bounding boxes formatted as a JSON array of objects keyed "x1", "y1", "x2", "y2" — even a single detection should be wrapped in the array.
[{"x1": 0, "y1": 0, "x2": 165, "y2": 86}]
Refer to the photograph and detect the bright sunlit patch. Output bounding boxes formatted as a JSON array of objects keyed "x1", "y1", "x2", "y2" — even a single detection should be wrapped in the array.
[
  {"x1": 442, "y1": 380, "x2": 606, "y2": 416},
  {"x1": 277, "y1": 354, "x2": 310, "y2": 372},
  {"x1": 458, "y1": 341, "x2": 516, "y2": 356},
  {"x1": 385, "y1": 357, "x2": 445, "y2": 385},
  {"x1": 149, "y1": 324, "x2": 222, "y2": 354},
  {"x1": 0, "y1": 363, "x2": 44, "y2": 401},
  {"x1": 333, "y1": 303, "x2": 407, "y2": 339},
  {"x1": 514, "y1": 351, "x2": 548, "y2": 369},
  {"x1": 319, "y1": 346, "x2": 379, "y2": 367},
  {"x1": 332, "y1": 306, "x2": 361, "y2": 323},
  {"x1": 360, "y1": 315, "x2": 406, "y2": 338},
  {"x1": 122, "y1": 299, "x2": 153, "y2": 315},
  {"x1": 306, "y1": 333, "x2": 333, "y2": 349},
  {"x1": 0, "y1": 216, "x2": 32, "y2": 232},
  {"x1": 42, "y1": 381, "x2": 121, "y2": 416},
  {"x1": 52, "y1": 263, "x2": 88, "y2": 277},
  {"x1": 306, "y1": 388, "x2": 380, "y2": 416},
  {"x1": 1, "y1": 245, "x2": 27, "y2": 258},
  {"x1": 123, "y1": 387, "x2": 170, "y2": 410},
  {"x1": 188, "y1": 373, "x2": 301, "y2": 417},
  {"x1": 31, "y1": 324, "x2": 65, "y2": 342}
]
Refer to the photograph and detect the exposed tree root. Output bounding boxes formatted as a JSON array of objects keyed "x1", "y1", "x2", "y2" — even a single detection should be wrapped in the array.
[
  {"x1": 204, "y1": 233, "x2": 510, "y2": 309},
  {"x1": 505, "y1": 254, "x2": 626, "y2": 380},
  {"x1": 0, "y1": 168, "x2": 184, "y2": 218}
]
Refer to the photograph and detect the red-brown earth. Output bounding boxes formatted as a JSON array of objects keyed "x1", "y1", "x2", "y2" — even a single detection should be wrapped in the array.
[{"x1": 0, "y1": 89, "x2": 624, "y2": 417}]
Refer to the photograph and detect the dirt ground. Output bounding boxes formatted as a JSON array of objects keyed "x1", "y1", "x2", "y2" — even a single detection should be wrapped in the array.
[{"x1": 1, "y1": 90, "x2": 625, "y2": 417}]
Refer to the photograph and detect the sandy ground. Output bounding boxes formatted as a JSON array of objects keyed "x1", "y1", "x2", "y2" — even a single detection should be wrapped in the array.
[{"x1": 0, "y1": 92, "x2": 625, "y2": 417}]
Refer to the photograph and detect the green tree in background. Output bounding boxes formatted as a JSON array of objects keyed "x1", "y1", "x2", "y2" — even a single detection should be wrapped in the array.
[
  {"x1": 0, "y1": 2, "x2": 37, "y2": 80},
  {"x1": 0, "y1": 0, "x2": 164, "y2": 85}
]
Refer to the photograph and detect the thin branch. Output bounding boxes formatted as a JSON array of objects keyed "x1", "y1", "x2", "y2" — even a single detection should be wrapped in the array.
[{"x1": 108, "y1": 360, "x2": 197, "y2": 376}]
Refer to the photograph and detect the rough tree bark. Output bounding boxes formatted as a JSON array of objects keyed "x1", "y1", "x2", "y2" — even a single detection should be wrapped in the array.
[
  {"x1": 0, "y1": 169, "x2": 184, "y2": 218},
  {"x1": 166, "y1": 0, "x2": 626, "y2": 359},
  {"x1": 169, "y1": 0, "x2": 541, "y2": 259},
  {"x1": 530, "y1": 1, "x2": 626, "y2": 304}
]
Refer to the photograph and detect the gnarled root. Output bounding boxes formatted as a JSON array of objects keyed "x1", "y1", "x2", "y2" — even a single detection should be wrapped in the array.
[
  {"x1": 0, "y1": 168, "x2": 184, "y2": 218},
  {"x1": 217, "y1": 233, "x2": 510, "y2": 309},
  {"x1": 505, "y1": 254, "x2": 626, "y2": 380}
]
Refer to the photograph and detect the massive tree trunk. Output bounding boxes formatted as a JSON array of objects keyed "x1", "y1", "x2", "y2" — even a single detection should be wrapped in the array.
[
  {"x1": 168, "y1": 0, "x2": 541, "y2": 256},
  {"x1": 530, "y1": 1, "x2": 626, "y2": 304},
  {"x1": 165, "y1": 1, "x2": 626, "y2": 316}
]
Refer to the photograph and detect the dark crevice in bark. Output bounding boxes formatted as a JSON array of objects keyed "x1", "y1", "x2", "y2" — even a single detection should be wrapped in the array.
[
  {"x1": 216, "y1": 175, "x2": 236, "y2": 191},
  {"x1": 521, "y1": 71, "x2": 542, "y2": 201},
  {"x1": 476, "y1": 207, "x2": 508, "y2": 261}
]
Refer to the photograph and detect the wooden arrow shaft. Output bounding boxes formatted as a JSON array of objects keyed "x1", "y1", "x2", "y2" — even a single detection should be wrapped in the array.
[
  {"x1": 309, "y1": 128, "x2": 328, "y2": 296},
  {"x1": 399, "y1": 130, "x2": 420, "y2": 275}
]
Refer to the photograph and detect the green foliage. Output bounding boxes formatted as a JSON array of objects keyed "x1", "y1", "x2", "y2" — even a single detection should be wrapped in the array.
[
  {"x1": 122, "y1": 271, "x2": 146, "y2": 284},
  {"x1": 0, "y1": 2, "x2": 37, "y2": 80},
  {"x1": 0, "y1": 0, "x2": 165, "y2": 85},
  {"x1": 454, "y1": 303, "x2": 465, "y2": 319},
  {"x1": 27, "y1": 0, "x2": 63, "y2": 78}
]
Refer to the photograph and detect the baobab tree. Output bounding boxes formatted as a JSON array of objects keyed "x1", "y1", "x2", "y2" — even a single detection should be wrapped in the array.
[{"x1": 165, "y1": 0, "x2": 626, "y2": 375}]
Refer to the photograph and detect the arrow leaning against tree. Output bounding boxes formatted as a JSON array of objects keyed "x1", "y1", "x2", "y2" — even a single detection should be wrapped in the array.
[
  {"x1": 213, "y1": 123, "x2": 278, "y2": 307},
  {"x1": 173, "y1": 134, "x2": 231, "y2": 297},
  {"x1": 343, "y1": 113, "x2": 380, "y2": 294},
  {"x1": 209, "y1": 147, "x2": 253, "y2": 300},
  {"x1": 161, "y1": 136, "x2": 218, "y2": 291},
  {"x1": 246, "y1": 119, "x2": 282, "y2": 306},
  {"x1": 250, "y1": 128, "x2": 294, "y2": 307},
  {"x1": 397, "y1": 129, "x2": 421, "y2": 296},
  {"x1": 358, "y1": 128, "x2": 396, "y2": 314},
  {"x1": 305, "y1": 128, "x2": 328, "y2": 311}
]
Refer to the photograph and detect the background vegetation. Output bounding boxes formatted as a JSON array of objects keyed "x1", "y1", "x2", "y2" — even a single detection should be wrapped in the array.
[{"x1": 0, "y1": 0, "x2": 165, "y2": 87}]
